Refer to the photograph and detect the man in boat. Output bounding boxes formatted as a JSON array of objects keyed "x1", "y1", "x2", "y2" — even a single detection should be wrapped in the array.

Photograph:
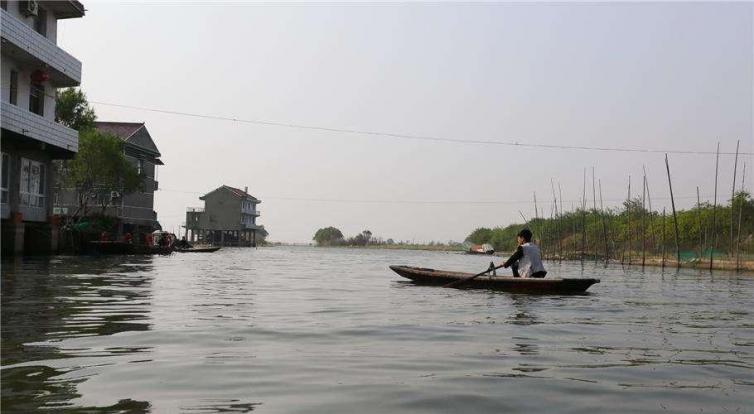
[
  {"x1": 501, "y1": 228, "x2": 547, "y2": 278},
  {"x1": 174, "y1": 236, "x2": 193, "y2": 249}
]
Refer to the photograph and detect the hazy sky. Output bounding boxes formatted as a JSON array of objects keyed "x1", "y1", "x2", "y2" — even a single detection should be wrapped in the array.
[{"x1": 58, "y1": 2, "x2": 753, "y2": 243}]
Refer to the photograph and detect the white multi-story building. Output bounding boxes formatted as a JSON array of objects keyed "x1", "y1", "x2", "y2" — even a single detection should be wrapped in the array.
[{"x1": 0, "y1": 0, "x2": 85, "y2": 254}]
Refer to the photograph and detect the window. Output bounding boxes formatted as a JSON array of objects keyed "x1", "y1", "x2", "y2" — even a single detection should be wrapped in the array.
[
  {"x1": 137, "y1": 158, "x2": 144, "y2": 175},
  {"x1": 29, "y1": 84, "x2": 44, "y2": 116},
  {"x1": 34, "y1": 8, "x2": 47, "y2": 37},
  {"x1": 19, "y1": 158, "x2": 46, "y2": 208},
  {"x1": 9, "y1": 70, "x2": 18, "y2": 105},
  {"x1": 1, "y1": 153, "x2": 9, "y2": 204},
  {"x1": 1, "y1": 1, "x2": 7, "y2": 11}
]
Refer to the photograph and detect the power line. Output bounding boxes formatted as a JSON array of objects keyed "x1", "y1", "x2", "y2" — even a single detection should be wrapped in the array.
[
  {"x1": 90, "y1": 100, "x2": 751, "y2": 156},
  {"x1": 158, "y1": 187, "x2": 722, "y2": 206}
]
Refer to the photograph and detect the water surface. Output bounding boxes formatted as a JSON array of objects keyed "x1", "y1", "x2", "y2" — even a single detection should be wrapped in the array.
[{"x1": 2, "y1": 247, "x2": 753, "y2": 413}]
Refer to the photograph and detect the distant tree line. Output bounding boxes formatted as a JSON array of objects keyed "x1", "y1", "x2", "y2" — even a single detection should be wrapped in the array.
[
  {"x1": 466, "y1": 192, "x2": 754, "y2": 262},
  {"x1": 312, "y1": 227, "x2": 463, "y2": 249}
]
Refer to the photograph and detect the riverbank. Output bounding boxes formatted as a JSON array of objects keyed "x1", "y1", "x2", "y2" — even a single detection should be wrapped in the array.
[{"x1": 536, "y1": 252, "x2": 754, "y2": 273}]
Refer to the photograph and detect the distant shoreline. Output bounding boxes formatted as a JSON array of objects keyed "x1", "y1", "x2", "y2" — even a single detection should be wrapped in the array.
[{"x1": 280, "y1": 244, "x2": 754, "y2": 272}]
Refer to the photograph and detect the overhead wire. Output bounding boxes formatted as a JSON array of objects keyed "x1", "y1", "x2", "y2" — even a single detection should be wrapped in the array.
[{"x1": 89, "y1": 100, "x2": 752, "y2": 156}]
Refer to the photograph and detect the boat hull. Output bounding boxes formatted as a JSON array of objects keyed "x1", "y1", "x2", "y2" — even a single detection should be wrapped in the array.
[
  {"x1": 174, "y1": 246, "x2": 221, "y2": 253},
  {"x1": 390, "y1": 265, "x2": 599, "y2": 294}
]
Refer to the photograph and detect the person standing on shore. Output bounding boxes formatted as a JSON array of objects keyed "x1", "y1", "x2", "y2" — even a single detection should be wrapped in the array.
[{"x1": 501, "y1": 229, "x2": 547, "y2": 278}]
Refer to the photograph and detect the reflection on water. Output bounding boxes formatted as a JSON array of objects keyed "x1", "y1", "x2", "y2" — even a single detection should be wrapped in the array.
[
  {"x1": 2, "y1": 256, "x2": 154, "y2": 412},
  {"x1": 2, "y1": 247, "x2": 754, "y2": 413}
]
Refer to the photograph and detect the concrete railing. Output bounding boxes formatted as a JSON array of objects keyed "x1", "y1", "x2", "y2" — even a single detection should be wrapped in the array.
[
  {"x1": 1, "y1": 101, "x2": 78, "y2": 153},
  {"x1": 1, "y1": 9, "x2": 82, "y2": 86}
]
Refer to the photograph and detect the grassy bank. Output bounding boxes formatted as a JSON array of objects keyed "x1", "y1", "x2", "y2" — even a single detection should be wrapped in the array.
[{"x1": 466, "y1": 192, "x2": 754, "y2": 271}]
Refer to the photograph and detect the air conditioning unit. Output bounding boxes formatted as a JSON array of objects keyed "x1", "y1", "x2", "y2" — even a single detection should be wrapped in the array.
[
  {"x1": 110, "y1": 191, "x2": 121, "y2": 199},
  {"x1": 22, "y1": 1, "x2": 39, "y2": 17}
]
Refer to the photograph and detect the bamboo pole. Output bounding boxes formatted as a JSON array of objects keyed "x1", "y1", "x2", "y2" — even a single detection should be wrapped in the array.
[
  {"x1": 643, "y1": 165, "x2": 656, "y2": 252},
  {"x1": 711, "y1": 142, "x2": 720, "y2": 271},
  {"x1": 624, "y1": 176, "x2": 631, "y2": 265},
  {"x1": 730, "y1": 140, "x2": 740, "y2": 255},
  {"x1": 641, "y1": 173, "x2": 647, "y2": 267},
  {"x1": 558, "y1": 183, "x2": 564, "y2": 256},
  {"x1": 592, "y1": 167, "x2": 597, "y2": 263},
  {"x1": 736, "y1": 163, "x2": 746, "y2": 271},
  {"x1": 662, "y1": 207, "x2": 666, "y2": 268},
  {"x1": 599, "y1": 179, "x2": 609, "y2": 263},
  {"x1": 533, "y1": 192, "x2": 540, "y2": 252},
  {"x1": 582, "y1": 169, "x2": 587, "y2": 261},
  {"x1": 551, "y1": 179, "x2": 562, "y2": 261},
  {"x1": 696, "y1": 186, "x2": 703, "y2": 263},
  {"x1": 665, "y1": 154, "x2": 681, "y2": 268}
]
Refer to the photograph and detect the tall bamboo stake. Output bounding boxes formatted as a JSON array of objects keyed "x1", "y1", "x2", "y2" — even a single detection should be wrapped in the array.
[
  {"x1": 643, "y1": 165, "x2": 656, "y2": 252},
  {"x1": 625, "y1": 176, "x2": 631, "y2": 265},
  {"x1": 551, "y1": 179, "x2": 562, "y2": 261},
  {"x1": 665, "y1": 154, "x2": 681, "y2": 268},
  {"x1": 599, "y1": 179, "x2": 609, "y2": 262},
  {"x1": 558, "y1": 183, "x2": 565, "y2": 260},
  {"x1": 533, "y1": 192, "x2": 540, "y2": 253},
  {"x1": 696, "y1": 186, "x2": 703, "y2": 263},
  {"x1": 736, "y1": 163, "x2": 746, "y2": 271},
  {"x1": 662, "y1": 207, "x2": 666, "y2": 268},
  {"x1": 581, "y1": 169, "x2": 587, "y2": 261},
  {"x1": 592, "y1": 167, "x2": 597, "y2": 263},
  {"x1": 711, "y1": 142, "x2": 720, "y2": 271},
  {"x1": 641, "y1": 173, "x2": 647, "y2": 267},
  {"x1": 730, "y1": 140, "x2": 740, "y2": 255}
]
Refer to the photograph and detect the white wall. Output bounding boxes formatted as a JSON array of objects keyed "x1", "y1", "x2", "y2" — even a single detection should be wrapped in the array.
[{"x1": 3, "y1": 1, "x2": 59, "y2": 44}]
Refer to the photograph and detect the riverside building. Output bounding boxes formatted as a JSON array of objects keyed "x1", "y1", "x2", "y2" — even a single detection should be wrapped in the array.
[{"x1": 1, "y1": 0, "x2": 85, "y2": 255}]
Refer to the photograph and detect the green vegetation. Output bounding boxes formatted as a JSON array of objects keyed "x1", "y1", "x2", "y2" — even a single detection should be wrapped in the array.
[
  {"x1": 55, "y1": 89, "x2": 142, "y2": 217},
  {"x1": 63, "y1": 130, "x2": 143, "y2": 217},
  {"x1": 313, "y1": 227, "x2": 345, "y2": 246},
  {"x1": 466, "y1": 192, "x2": 754, "y2": 261},
  {"x1": 56, "y1": 88, "x2": 97, "y2": 131}
]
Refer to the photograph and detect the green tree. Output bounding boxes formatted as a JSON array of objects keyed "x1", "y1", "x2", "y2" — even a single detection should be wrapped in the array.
[
  {"x1": 56, "y1": 88, "x2": 96, "y2": 131},
  {"x1": 64, "y1": 130, "x2": 143, "y2": 216},
  {"x1": 313, "y1": 227, "x2": 344, "y2": 246},
  {"x1": 465, "y1": 227, "x2": 493, "y2": 244}
]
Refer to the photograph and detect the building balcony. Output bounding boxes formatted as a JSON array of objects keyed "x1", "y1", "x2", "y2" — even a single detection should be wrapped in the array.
[
  {"x1": 187, "y1": 207, "x2": 205, "y2": 212},
  {"x1": 1, "y1": 101, "x2": 78, "y2": 154},
  {"x1": 242, "y1": 209, "x2": 260, "y2": 216},
  {"x1": 1, "y1": 9, "x2": 82, "y2": 86},
  {"x1": 241, "y1": 222, "x2": 261, "y2": 230}
]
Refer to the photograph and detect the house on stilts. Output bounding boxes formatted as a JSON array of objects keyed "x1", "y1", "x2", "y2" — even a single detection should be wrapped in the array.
[{"x1": 185, "y1": 185, "x2": 266, "y2": 247}]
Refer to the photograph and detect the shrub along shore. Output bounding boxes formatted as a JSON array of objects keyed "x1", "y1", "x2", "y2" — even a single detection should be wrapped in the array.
[{"x1": 465, "y1": 192, "x2": 754, "y2": 272}]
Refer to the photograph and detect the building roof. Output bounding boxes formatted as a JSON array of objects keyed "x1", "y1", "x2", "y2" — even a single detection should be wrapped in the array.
[
  {"x1": 42, "y1": 1, "x2": 86, "y2": 19},
  {"x1": 200, "y1": 185, "x2": 260, "y2": 202},
  {"x1": 96, "y1": 121, "x2": 143, "y2": 140},
  {"x1": 95, "y1": 121, "x2": 163, "y2": 160}
]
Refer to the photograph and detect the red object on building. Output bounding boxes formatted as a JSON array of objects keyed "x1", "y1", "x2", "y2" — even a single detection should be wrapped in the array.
[
  {"x1": 31, "y1": 69, "x2": 49, "y2": 84},
  {"x1": 12, "y1": 212, "x2": 23, "y2": 223}
]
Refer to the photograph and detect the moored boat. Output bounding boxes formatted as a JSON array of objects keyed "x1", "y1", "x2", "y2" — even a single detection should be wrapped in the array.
[
  {"x1": 467, "y1": 243, "x2": 495, "y2": 255},
  {"x1": 389, "y1": 265, "x2": 599, "y2": 294},
  {"x1": 174, "y1": 246, "x2": 221, "y2": 253}
]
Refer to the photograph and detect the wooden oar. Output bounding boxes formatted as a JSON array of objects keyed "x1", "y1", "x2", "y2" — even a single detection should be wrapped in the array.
[{"x1": 443, "y1": 264, "x2": 506, "y2": 288}]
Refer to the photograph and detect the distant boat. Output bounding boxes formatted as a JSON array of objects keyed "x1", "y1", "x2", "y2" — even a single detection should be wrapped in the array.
[
  {"x1": 174, "y1": 246, "x2": 221, "y2": 253},
  {"x1": 87, "y1": 241, "x2": 172, "y2": 255},
  {"x1": 389, "y1": 265, "x2": 599, "y2": 294},
  {"x1": 467, "y1": 243, "x2": 495, "y2": 255}
]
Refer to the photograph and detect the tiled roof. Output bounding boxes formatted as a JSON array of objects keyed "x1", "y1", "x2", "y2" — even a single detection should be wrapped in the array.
[
  {"x1": 95, "y1": 122, "x2": 144, "y2": 141},
  {"x1": 201, "y1": 185, "x2": 259, "y2": 201},
  {"x1": 224, "y1": 185, "x2": 258, "y2": 200}
]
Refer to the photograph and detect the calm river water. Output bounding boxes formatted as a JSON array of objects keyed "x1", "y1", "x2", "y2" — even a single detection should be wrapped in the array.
[{"x1": 2, "y1": 246, "x2": 753, "y2": 413}]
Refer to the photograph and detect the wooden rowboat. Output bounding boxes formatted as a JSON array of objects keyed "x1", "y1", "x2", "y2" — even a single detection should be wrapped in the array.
[
  {"x1": 389, "y1": 265, "x2": 600, "y2": 294},
  {"x1": 174, "y1": 246, "x2": 221, "y2": 253}
]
